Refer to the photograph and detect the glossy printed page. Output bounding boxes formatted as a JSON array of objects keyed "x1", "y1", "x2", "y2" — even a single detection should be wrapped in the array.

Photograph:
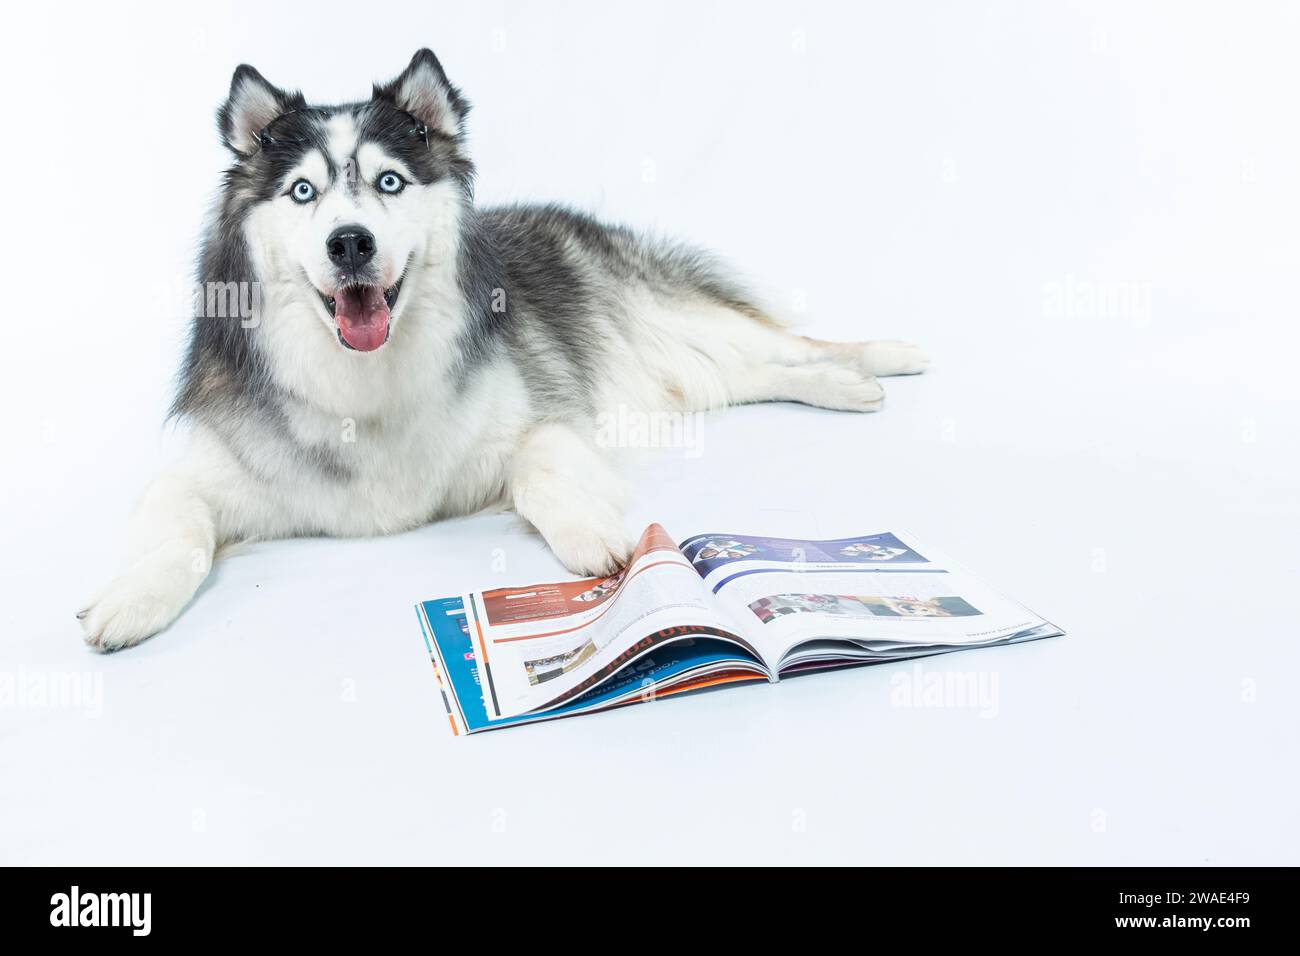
[
  {"x1": 463, "y1": 524, "x2": 757, "y2": 719},
  {"x1": 683, "y1": 530, "x2": 1061, "y2": 667}
]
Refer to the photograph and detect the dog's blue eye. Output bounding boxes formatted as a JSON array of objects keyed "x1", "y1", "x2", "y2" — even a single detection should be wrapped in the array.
[
  {"x1": 290, "y1": 179, "x2": 316, "y2": 203},
  {"x1": 377, "y1": 172, "x2": 405, "y2": 194}
]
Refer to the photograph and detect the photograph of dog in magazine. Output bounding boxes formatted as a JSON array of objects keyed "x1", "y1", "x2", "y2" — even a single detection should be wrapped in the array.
[{"x1": 1, "y1": 0, "x2": 1295, "y2": 907}]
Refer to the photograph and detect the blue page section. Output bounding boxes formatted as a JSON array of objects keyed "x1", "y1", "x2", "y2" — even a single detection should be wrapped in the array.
[
  {"x1": 417, "y1": 597, "x2": 761, "y2": 733},
  {"x1": 678, "y1": 531, "x2": 928, "y2": 577}
]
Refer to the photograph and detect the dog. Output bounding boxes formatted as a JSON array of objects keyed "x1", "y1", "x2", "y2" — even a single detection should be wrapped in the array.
[{"x1": 79, "y1": 49, "x2": 929, "y2": 651}]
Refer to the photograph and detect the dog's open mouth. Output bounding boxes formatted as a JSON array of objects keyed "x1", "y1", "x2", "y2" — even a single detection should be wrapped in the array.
[{"x1": 321, "y1": 282, "x2": 401, "y2": 352}]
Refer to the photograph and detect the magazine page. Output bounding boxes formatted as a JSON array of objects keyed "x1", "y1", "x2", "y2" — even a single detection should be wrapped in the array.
[
  {"x1": 417, "y1": 596, "x2": 768, "y2": 734},
  {"x1": 679, "y1": 530, "x2": 1061, "y2": 669},
  {"x1": 465, "y1": 524, "x2": 761, "y2": 720}
]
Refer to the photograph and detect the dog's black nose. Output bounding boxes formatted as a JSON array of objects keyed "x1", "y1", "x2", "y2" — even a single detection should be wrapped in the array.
[{"x1": 326, "y1": 225, "x2": 376, "y2": 273}]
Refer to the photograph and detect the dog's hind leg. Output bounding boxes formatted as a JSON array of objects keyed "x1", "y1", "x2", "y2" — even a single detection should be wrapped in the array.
[
  {"x1": 79, "y1": 466, "x2": 218, "y2": 651},
  {"x1": 800, "y1": 337, "x2": 931, "y2": 378},
  {"x1": 725, "y1": 361, "x2": 887, "y2": 412},
  {"x1": 509, "y1": 423, "x2": 633, "y2": 577},
  {"x1": 679, "y1": 306, "x2": 929, "y2": 412}
]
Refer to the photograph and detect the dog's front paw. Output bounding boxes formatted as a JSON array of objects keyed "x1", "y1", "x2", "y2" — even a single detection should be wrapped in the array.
[
  {"x1": 858, "y1": 341, "x2": 931, "y2": 376},
  {"x1": 544, "y1": 517, "x2": 634, "y2": 578},
  {"x1": 79, "y1": 561, "x2": 200, "y2": 652}
]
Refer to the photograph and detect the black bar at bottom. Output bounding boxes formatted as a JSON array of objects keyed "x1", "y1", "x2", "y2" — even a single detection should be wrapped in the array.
[{"x1": 0, "y1": 866, "x2": 1283, "y2": 941}]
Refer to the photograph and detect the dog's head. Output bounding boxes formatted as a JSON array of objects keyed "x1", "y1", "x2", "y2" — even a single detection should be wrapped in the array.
[{"x1": 216, "y1": 49, "x2": 470, "y2": 352}]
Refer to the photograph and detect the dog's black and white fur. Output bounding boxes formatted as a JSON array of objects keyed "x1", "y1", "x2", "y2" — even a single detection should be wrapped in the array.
[{"x1": 80, "y1": 49, "x2": 928, "y2": 650}]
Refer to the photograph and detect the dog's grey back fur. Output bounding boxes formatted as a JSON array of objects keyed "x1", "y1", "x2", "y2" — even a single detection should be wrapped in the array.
[{"x1": 479, "y1": 203, "x2": 773, "y2": 417}]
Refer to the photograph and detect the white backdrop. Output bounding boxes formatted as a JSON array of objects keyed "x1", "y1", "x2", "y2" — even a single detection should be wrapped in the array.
[{"x1": 2, "y1": 1, "x2": 1297, "y2": 864}]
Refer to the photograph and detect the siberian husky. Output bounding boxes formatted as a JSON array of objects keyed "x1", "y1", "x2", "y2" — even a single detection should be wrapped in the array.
[{"x1": 80, "y1": 49, "x2": 929, "y2": 650}]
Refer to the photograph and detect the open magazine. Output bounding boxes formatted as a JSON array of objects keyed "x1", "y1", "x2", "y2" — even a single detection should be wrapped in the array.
[{"x1": 415, "y1": 524, "x2": 1063, "y2": 734}]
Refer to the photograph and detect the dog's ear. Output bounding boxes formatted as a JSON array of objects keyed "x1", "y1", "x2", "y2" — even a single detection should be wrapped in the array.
[
  {"x1": 218, "y1": 65, "x2": 305, "y2": 157},
  {"x1": 373, "y1": 49, "x2": 469, "y2": 139}
]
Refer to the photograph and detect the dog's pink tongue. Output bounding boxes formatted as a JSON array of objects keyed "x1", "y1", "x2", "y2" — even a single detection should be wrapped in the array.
[{"x1": 335, "y1": 286, "x2": 390, "y2": 352}]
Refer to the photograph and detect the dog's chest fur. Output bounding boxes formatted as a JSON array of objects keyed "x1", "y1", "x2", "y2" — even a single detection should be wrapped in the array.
[
  {"x1": 283, "y1": 372, "x2": 524, "y2": 535},
  {"x1": 199, "y1": 268, "x2": 533, "y2": 539}
]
